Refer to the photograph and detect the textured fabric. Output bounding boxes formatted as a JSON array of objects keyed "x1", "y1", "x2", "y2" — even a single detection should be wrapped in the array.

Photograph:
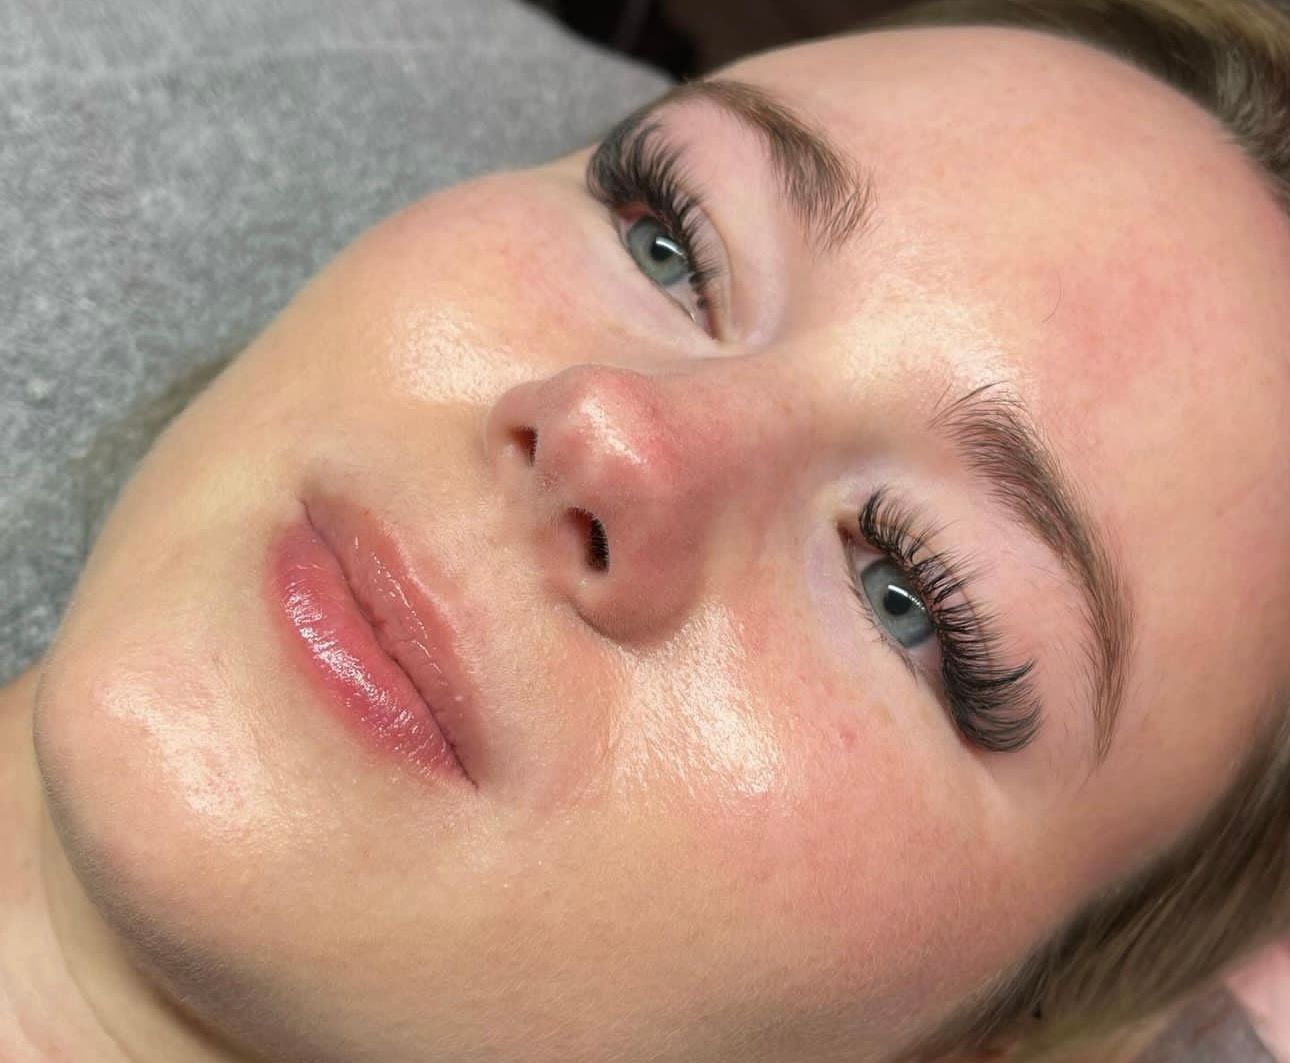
[{"x1": 0, "y1": 0, "x2": 669, "y2": 683}]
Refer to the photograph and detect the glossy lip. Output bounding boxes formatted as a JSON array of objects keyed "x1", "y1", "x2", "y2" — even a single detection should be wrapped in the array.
[{"x1": 267, "y1": 494, "x2": 482, "y2": 788}]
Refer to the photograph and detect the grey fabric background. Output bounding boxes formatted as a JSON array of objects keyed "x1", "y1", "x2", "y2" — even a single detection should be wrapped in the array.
[{"x1": 0, "y1": 0, "x2": 668, "y2": 684}]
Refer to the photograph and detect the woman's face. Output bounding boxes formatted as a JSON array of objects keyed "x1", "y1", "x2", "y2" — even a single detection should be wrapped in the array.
[{"x1": 33, "y1": 25, "x2": 1290, "y2": 1063}]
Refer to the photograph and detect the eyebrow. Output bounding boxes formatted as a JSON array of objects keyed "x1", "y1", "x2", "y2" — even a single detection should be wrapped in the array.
[
  {"x1": 930, "y1": 384, "x2": 1135, "y2": 764},
  {"x1": 616, "y1": 77, "x2": 877, "y2": 254}
]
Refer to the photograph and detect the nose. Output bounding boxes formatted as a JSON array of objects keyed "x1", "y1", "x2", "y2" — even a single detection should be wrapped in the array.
[{"x1": 484, "y1": 362, "x2": 777, "y2": 643}]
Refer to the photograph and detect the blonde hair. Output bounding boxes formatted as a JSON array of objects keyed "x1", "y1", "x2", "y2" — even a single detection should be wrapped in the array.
[{"x1": 860, "y1": 0, "x2": 1290, "y2": 1058}]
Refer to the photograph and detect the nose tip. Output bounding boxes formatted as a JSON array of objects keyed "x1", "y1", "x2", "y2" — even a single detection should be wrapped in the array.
[{"x1": 484, "y1": 364, "x2": 722, "y2": 643}]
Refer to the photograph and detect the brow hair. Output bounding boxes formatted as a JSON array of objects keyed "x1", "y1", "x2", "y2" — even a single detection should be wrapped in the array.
[
  {"x1": 652, "y1": 77, "x2": 878, "y2": 253},
  {"x1": 930, "y1": 384, "x2": 1134, "y2": 764}
]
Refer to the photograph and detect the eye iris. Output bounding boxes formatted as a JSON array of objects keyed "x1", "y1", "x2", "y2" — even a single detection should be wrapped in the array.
[
  {"x1": 626, "y1": 216, "x2": 691, "y2": 288},
  {"x1": 860, "y1": 559, "x2": 934, "y2": 649}
]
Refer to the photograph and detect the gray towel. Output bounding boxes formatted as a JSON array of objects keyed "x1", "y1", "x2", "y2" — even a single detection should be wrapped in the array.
[{"x1": 0, "y1": 0, "x2": 669, "y2": 683}]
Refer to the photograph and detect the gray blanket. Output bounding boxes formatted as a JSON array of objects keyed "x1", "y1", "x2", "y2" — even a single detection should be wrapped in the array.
[{"x1": 0, "y1": 0, "x2": 668, "y2": 684}]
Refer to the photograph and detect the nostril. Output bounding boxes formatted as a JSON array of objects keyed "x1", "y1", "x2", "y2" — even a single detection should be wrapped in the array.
[
  {"x1": 510, "y1": 427, "x2": 538, "y2": 465},
  {"x1": 568, "y1": 508, "x2": 610, "y2": 572},
  {"x1": 587, "y1": 516, "x2": 610, "y2": 572}
]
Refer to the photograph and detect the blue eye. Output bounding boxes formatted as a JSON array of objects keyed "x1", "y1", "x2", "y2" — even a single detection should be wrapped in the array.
[
  {"x1": 625, "y1": 216, "x2": 693, "y2": 290},
  {"x1": 619, "y1": 214, "x2": 712, "y2": 329},
  {"x1": 859, "y1": 559, "x2": 934, "y2": 649}
]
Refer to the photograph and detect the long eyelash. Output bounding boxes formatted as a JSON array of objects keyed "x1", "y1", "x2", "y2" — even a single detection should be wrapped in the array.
[
  {"x1": 585, "y1": 119, "x2": 723, "y2": 309},
  {"x1": 854, "y1": 489, "x2": 1042, "y2": 753}
]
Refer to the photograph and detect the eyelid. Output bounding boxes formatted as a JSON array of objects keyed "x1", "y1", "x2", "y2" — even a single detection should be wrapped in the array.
[
  {"x1": 847, "y1": 489, "x2": 1043, "y2": 754},
  {"x1": 612, "y1": 207, "x2": 717, "y2": 332},
  {"x1": 586, "y1": 120, "x2": 735, "y2": 339}
]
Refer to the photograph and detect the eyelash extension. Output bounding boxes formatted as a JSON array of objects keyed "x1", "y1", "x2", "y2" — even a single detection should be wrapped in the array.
[
  {"x1": 585, "y1": 118, "x2": 724, "y2": 314},
  {"x1": 853, "y1": 489, "x2": 1042, "y2": 754}
]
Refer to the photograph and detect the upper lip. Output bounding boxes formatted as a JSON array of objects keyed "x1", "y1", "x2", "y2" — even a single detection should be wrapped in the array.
[{"x1": 303, "y1": 492, "x2": 484, "y2": 786}]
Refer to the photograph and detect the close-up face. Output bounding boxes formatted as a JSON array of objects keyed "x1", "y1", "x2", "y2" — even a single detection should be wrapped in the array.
[{"x1": 30, "y1": 24, "x2": 1290, "y2": 1063}]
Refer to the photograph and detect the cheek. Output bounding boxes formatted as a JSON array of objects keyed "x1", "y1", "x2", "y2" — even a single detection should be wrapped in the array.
[
  {"x1": 273, "y1": 174, "x2": 656, "y2": 415},
  {"x1": 611, "y1": 581, "x2": 1037, "y2": 1031}
]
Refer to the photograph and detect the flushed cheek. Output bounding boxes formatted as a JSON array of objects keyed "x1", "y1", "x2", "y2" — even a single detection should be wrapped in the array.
[
  {"x1": 709, "y1": 752, "x2": 1025, "y2": 1031},
  {"x1": 619, "y1": 599, "x2": 1027, "y2": 1015},
  {"x1": 312, "y1": 178, "x2": 631, "y2": 406},
  {"x1": 625, "y1": 713, "x2": 1019, "y2": 1039},
  {"x1": 316, "y1": 171, "x2": 714, "y2": 415},
  {"x1": 381, "y1": 303, "x2": 536, "y2": 408},
  {"x1": 258, "y1": 191, "x2": 551, "y2": 410},
  {"x1": 614, "y1": 590, "x2": 926, "y2": 880}
]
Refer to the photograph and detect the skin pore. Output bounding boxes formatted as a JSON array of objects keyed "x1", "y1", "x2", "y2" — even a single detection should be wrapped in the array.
[{"x1": 3, "y1": 22, "x2": 1290, "y2": 1063}]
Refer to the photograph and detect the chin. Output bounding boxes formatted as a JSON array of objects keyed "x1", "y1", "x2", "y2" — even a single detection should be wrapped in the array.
[
  {"x1": 36, "y1": 633, "x2": 247, "y2": 919},
  {"x1": 32, "y1": 636, "x2": 340, "y2": 1062}
]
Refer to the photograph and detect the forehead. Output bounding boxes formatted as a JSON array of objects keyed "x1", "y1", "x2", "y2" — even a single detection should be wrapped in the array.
[
  {"x1": 724, "y1": 27, "x2": 1290, "y2": 376},
  {"x1": 725, "y1": 27, "x2": 1290, "y2": 783}
]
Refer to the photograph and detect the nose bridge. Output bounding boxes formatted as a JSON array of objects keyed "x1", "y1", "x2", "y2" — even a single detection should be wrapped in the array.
[{"x1": 485, "y1": 358, "x2": 806, "y2": 643}]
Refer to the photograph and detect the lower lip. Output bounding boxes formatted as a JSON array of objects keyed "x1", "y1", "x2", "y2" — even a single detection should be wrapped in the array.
[{"x1": 266, "y1": 514, "x2": 469, "y2": 784}]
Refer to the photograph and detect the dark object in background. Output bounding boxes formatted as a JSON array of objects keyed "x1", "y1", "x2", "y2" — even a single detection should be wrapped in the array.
[
  {"x1": 527, "y1": 0, "x2": 902, "y2": 75},
  {"x1": 537, "y1": 0, "x2": 1290, "y2": 74},
  {"x1": 526, "y1": 0, "x2": 697, "y2": 76},
  {"x1": 656, "y1": 0, "x2": 904, "y2": 70}
]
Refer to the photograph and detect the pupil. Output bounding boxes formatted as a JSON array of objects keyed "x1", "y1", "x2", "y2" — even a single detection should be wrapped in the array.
[
  {"x1": 650, "y1": 238, "x2": 673, "y2": 262},
  {"x1": 884, "y1": 585, "x2": 914, "y2": 617}
]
